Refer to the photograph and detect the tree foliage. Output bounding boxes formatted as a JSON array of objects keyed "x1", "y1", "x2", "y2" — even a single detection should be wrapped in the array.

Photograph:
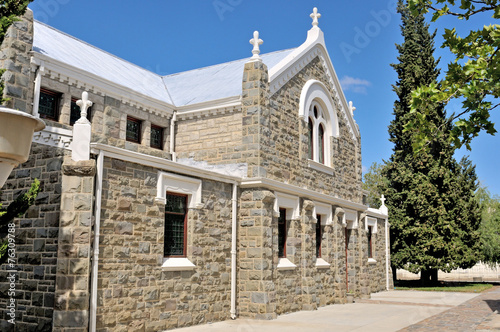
[
  {"x1": 406, "y1": 0, "x2": 500, "y2": 150},
  {"x1": 0, "y1": 0, "x2": 33, "y2": 105},
  {"x1": 0, "y1": 179, "x2": 40, "y2": 265},
  {"x1": 476, "y1": 185, "x2": 500, "y2": 266},
  {"x1": 362, "y1": 162, "x2": 386, "y2": 209},
  {"x1": 384, "y1": 1, "x2": 482, "y2": 283}
]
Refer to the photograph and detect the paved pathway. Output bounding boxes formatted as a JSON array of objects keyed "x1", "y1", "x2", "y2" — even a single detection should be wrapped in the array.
[
  {"x1": 399, "y1": 286, "x2": 500, "y2": 331},
  {"x1": 170, "y1": 290, "x2": 483, "y2": 332}
]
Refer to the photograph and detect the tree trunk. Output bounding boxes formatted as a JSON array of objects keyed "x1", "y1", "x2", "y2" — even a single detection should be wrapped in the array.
[{"x1": 420, "y1": 268, "x2": 438, "y2": 285}]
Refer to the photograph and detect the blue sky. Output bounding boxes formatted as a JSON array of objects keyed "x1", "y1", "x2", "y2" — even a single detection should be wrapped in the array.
[{"x1": 28, "y1": 0, "x2": 500, "y2": 195}]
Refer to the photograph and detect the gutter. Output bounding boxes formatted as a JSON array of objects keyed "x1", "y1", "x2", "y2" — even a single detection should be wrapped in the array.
[
  {"x1": 169, "y1": 111, "x2": 177, "y2": 162},
  {"x1": 31, "y1": 58, "x2": 44, "y2": 117},
  {"x1": 230, "y1": 182, "x2": 238, "y2": 319},
  {"x1": 89, "y1": 149, "x2": 104, "y2": 332}
]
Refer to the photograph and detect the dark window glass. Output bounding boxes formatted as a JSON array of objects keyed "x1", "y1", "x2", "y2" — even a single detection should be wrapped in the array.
[
  {"x1": 319, "y1": 124, "x2": 325, "y2": 164},
  {"x1": 368, "y1": 226, "x2": 373, "y2": 258},
  {"x1": 126, "y1": 116, "x2": 141, "y2": 143},
  {"x1": 164, "y1": 193, "x2": 188, "y2": 257},
  {"x1": 70, "y1": 97, "x2": 92, "y2": 125},
  {"x1": 316, "y1": 215, "x2": 322, "y2": 258},
  {"x1": 39, "y1": 88, "x2": 60, "y2": 121},
  {"x1": 308, "y1": 119, "x2": 314, "y2": 160},
  {"x1": 278, "y1": 208, "x2": 287, "y2": 258},
  {"x1": 151, "y1": 125, "x2": 164, "y2": 150}
]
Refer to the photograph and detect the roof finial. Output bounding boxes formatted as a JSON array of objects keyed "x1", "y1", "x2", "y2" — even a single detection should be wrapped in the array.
[
  {"x1": 310, "y1": 7, "x2": 321, "y2": 28},
  {"x1": 249, "y1": 30, "x2": 263, "y2": 61},
  {"x1": 380, "y1": 194, "x2": 386, "y2": 206},
  {"x1": 76, "y1": 91, "x2": 92, "y2": 124},
  {"x1": 349, "y1": 101, "x2": 356, "y2": 115}
]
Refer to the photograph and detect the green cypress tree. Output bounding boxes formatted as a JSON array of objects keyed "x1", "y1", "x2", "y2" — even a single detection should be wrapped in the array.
[{"x1": 383, "y1": 0, "x2": 481, "y2": 284}]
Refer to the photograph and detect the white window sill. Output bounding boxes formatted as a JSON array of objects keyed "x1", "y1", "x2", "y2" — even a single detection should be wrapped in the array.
[
  {"x1": 277, "y1": 257, "x2": 297, "y2": 270},
  {"x1": 368, "y1": 258, "x2": 377, "y2": 265},
  {"x1": 307, "y1": 159, "x2": 334, "y2": 175},
  {"x1": 162, "y1": 257, "x2": 196, "y2": 271},
  {"x1": 315, "y1": 258, "x2": 331, "y2": 269}
]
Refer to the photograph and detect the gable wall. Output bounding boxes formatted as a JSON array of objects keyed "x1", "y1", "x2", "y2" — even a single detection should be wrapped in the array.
[{"x1": 266, "y1": 57, "x2": 362, "y2": 203}]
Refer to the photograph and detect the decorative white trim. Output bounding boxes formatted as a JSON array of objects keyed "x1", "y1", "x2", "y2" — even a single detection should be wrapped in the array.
[
  {"x1": 315, "y1": 258, "x2": 331, "y2": 268},
  {"x1": 345, "y1": 209, "x2": 358, "y2": 229},
  {"x1": 240, "y1": 177, "x2": 367, "y2": 212},
  {"x1": 367, "y1": 207, "x2": 388, "y2": 219},
  {"x1": 175, "y1": 100, "x2": 242, "y2": 120},
  {"x1": 32, "y1": 125, "x2": 73, "y2": 149},
  {"x1": 365, "y1": 216, "x2": 378, "y2": 234},
  {"x1": 277, "y1": 257, "x2": 297, "y2": 270},
  {"x1": 162, "y1": 257, "x2": 196, "y2": 271},
  {"x1": 308, "y1": 159, "x2": 334, "y2": 175},
  {"x1": 313, "y1": 201, "x2": 332, "y2": 225},
  {"x1": 268, "y1": 25, "x2": 359, "y2": 141},
  {"x1": 156, "y1": 171, "x2": 203, "y2": 209},
  {"x1": 368, "y1": 258, "x2": 377, "y2": 265},
  {"x1": 273, "y1": 191, "x2": 300, "y2": 219}
]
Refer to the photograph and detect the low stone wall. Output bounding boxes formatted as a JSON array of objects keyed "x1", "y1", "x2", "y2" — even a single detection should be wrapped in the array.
[{"x1": 397, "y1": 263, "x2": 500, "y2": 282}]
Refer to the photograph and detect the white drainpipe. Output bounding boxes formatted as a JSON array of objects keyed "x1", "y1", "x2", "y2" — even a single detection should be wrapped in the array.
[
  {"x1": 89, "y1": 150, "x2": 104, "y2": 331},
  {"x1": 385, "y1": 218, "x2": 390, "y2": 290},
  {"x1": 230, "y1": 182, "x2": 238, "y2": 319},
  {"x1": 169, "y1": 111, "x2": 177, "y2": 162},
  {"x1": 31, "y1": 59, "x2": 44, "y2": 117}
]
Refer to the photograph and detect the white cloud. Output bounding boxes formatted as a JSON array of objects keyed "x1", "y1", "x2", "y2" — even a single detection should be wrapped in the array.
[
  {"x1": 340, "y1": 76, "x2": 371, "y2": 94},
  {"x1": 362, "y1": 164, "x2": 368, "y2": 174}
]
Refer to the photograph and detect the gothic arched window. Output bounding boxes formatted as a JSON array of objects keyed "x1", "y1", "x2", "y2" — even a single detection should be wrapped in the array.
[{"x1": 307, "y1": 102, "x2": 329, "y2": 166}]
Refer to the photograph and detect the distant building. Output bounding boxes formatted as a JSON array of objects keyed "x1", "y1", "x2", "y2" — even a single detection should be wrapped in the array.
[{"x1": 0, "y1": 8, "x2": 391, "y2": 331}]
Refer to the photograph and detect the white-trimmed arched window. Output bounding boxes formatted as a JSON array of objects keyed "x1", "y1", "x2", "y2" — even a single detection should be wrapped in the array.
[{"x1": 300, "y1": 80, "x2": 339, "y2": 170}]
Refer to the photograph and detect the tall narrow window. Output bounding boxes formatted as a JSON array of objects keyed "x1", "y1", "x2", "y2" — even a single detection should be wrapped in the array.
[
  {"x1": 151, "y1": 125, "x2": 164, "y2": 150},
  {"x1": 39, "y1": 88, "x2": 60, "y2": 121},
  {"x1": 318, "y1": 124, "x2": 325, "y2": 164},
  {"x1": 164, "y1": 193, "x2": 188, "y2": 257},
  {"x1": 126, "y1": 116, "x2": 142, "y2": 143},
  {"x1": 70, "y1": 97, "x2": 91, "y2": 125},
  {"x1": 308, "y1": 119, "x2": 314, "y2": 160},
  {"x1": 278, "y1": 208, "x2": 287, "y2": 258},
  {"x1": 316, "y1": 215, "x2": 322, "y2": 257},
  {"x1": 367, "y1": 226, "x2": 373, "y2": 258}
]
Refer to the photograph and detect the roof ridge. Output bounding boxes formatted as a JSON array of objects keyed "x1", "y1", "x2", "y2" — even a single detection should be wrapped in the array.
[
  {"x1": 163, "y1": 48, "x2": 297, "y2": 78},
  {"x1": 33, "y1": 20, "x2": 164, "y2": 78}
]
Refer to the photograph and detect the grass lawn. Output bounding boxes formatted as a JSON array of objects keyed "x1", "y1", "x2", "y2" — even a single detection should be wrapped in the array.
[{"x1": 394, "y1": 280, "x2": 494, "y2": 293}]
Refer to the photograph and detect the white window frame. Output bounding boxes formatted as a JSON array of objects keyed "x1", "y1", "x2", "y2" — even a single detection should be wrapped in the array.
[
  {"x1": 274, "y1": 192, "x2": 299, "y2": 270},
  {"x1": 299, "y1": 80, "x2": 339, "y2": 171},
  {"x1": 156, "y1": 171, "x2": 201, "y2": 271}
]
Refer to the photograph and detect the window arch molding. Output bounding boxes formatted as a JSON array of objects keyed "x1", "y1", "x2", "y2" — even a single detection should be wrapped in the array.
[
  {"x1": 299, "y1": 80, "x2": 339, "y2": 139},
  {"x1": 299, "y1": 80, "x2": 339, "y2": 168}
]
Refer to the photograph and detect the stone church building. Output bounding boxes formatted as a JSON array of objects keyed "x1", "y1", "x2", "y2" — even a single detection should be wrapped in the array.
[{"x1": 0, "y1": 8, "x2": 392, "y2": 332}]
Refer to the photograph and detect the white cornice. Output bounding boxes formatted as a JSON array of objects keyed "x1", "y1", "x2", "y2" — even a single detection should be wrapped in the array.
[
  {"x1": 268, "y1": 28, "x2": 359, "y2": 141},
  {"x1": 31, "y1": 54, "x2": 175, "y2": 118},
  {"x1": 175, "y1": 97, "x2": 242, "y2": 120},
  {"x1": 32, "y1": 125, "x2": 73, "y2": 149},
  {"x1": 89, "y1": 143, "x2": 240, "y2": 184},
  {"x1": 240, "y1": 177, "x2": 367, "y2": 212}
]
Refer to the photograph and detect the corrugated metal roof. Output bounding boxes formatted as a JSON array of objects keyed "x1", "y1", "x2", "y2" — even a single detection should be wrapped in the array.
[{"x1": 33, "y1": 21, "x2": 294, "y2": 107}]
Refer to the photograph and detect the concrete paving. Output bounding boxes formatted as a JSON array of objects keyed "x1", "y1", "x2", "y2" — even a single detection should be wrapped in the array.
[{"x1": 170, "y1": 290, "x2": 480, "y2": 332}]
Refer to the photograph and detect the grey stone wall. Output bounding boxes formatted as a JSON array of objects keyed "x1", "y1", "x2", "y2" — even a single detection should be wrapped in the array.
[
  {"x1": 96, "y1": 157, "x2": 233, "y2": 331},
  {"x1": 0, "y1": 10, "x2": 34, "y2": 112},
  {"x1": 0, "y1": 143, "x2": 68, "y2": 332},
  {"x1": 268, "y1": 57, "x2": 363, "y2": 204}
]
